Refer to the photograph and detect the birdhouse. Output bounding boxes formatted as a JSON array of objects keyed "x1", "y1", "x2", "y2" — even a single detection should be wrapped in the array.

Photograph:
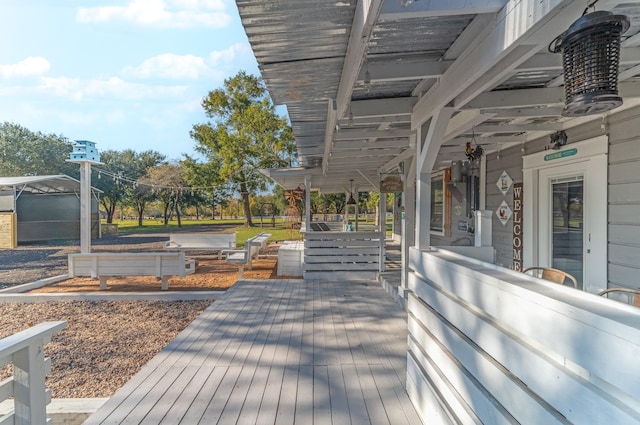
[{"x1": 68, "y1": 140, "x2": 101, "y2": 163}]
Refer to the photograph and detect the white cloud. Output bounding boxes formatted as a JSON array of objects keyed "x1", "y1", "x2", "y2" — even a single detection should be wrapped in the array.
[
  {"x1": 76, "y1": 0, "x2": 232, "y2": 28},
  {"x1": 121, "y1": 43, "x2": 253, "y2": 81},
  {"x1": 122, "y1": 53, "x2": 208, "y2": 80},
  {"x1": 208, "y1": 43, "x2": 252, "y2": 66},
  {"x1": 0, "y1": 57, "x2": 50, "y2": 79},
  {"x1": 39, "y1": 76, "x2": 189, "y2": 101}
]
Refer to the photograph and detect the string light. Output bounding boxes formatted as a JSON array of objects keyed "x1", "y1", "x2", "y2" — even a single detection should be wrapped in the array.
[{"x1": 90, "y1": 166, "x2": 259, "y2": 193}]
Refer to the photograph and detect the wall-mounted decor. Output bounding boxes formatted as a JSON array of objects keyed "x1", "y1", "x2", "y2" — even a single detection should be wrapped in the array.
[
  {"x1": 380, "y1": 174, "x2": 403, "y2": 193},
  {"x1": 496, "y1": 170, "x2": 513, "y2": 196},
  {"x1": 496, "y1": 200, "x2": 512, "y2": 226},
  {"x1": 512, "y1": 183, "x2": 523, "y2": 271}
]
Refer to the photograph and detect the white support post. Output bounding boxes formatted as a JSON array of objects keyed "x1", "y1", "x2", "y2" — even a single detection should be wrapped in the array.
[
  {"x1": 355, "y1": 188, "x2": 359, "y2": 232},
  {"x1": 415, "y1": 108, "x2": 453, "y2": 250},
  {"x1": 401, "y1": 156, "x2": 416, "y2": 289},
  {"x1": 12, "y1": 345, "x2": 47, "y2": 425},
  {"x1": 304, "y1": 175, "x2": 311, "y2": 227},
  {"x1": 415, "y1": 172, "x2": 432, "y2": 250},
  {"x1": 345, "y1": 190, "x2": 350, "y2": 231},
  {"x1": 379, "y1": 192, "x2": 386, "y2": 272},
  {"x1": 80, "y1": 161, "x2": 92, "y2": 254}
]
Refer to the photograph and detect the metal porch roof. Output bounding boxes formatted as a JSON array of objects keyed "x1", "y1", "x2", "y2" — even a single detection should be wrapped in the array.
[{"x1": 238, "y1": 0, "x2": 640, "y2": 193}]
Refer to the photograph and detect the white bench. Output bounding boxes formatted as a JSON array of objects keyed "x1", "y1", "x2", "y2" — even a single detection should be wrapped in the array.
[
  {"x1": 163, "y1": 233, "x2": 236, "y2": 259},
  {"x1": 250, "y1": 233, "x2": 271, "y2": 251},
  {"x1": 68, "y1": 252, "x2": 195, "y2": 290},
  {"x1": 224, "y1": 233, "x2": 271, "y2": 278}
]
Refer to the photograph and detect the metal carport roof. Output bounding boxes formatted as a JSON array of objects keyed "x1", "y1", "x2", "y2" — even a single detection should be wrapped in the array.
[{"x1": 0, "y1": 175, "x2": 102, "y2": 196}]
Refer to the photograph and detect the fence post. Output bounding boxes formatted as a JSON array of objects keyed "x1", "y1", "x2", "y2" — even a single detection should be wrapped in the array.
[{"x1": 12, "y1": 343, "x2": 48, "y2": 424}]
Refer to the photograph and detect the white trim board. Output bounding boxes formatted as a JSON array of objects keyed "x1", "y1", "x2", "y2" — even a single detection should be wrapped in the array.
[{"x1": 522, "y1": 135, "x2": 608, "y2": 294}]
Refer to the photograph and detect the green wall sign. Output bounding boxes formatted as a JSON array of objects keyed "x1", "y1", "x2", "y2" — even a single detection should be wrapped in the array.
[{"x1": 544, "y1": 148, "x2": 577, "y2": 161}]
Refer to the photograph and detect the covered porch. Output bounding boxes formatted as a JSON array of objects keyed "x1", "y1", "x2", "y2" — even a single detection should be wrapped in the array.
[
  {"x1": 84, "y1": 279, "x2": 422, "y2": 424},
  {"x1": 237, "y1": 0, "x2": 640, "y2": 422}
]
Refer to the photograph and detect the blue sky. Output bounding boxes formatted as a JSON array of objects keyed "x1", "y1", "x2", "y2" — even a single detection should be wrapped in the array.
[{"x1": 0, "y1": 0, "x2": 261, "y2": 161}]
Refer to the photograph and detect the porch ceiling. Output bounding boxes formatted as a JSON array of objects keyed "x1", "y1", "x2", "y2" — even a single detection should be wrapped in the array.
[{"x1": 237, "y1": 0, "x2": 640, "y2": 193}]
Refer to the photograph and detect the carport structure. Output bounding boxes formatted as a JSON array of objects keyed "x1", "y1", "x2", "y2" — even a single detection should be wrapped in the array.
[{"x1": 0, "y1": 175, "x2": 101, "y2": 246}]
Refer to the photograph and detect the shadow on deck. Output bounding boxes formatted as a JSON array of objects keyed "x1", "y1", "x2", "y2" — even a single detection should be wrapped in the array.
[{"x1": 84, "y1": 278, "x2": 422, "y2": 425}]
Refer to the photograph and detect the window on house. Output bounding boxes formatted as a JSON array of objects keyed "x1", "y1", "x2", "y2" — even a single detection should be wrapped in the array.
[{"x1": 430, "y1": 173, "x2": 444, "y2": 233}]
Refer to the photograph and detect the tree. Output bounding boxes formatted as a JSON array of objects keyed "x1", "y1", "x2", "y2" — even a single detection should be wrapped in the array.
[
  {"x1": 95, "y1": 149, "x2": 165, "y2": 224},
  {"x1": 319, "y1": 193, "x2": 347, "y2": 215},
  {"x1": 142, "y1": 162, "x2": 187, "y2": 226},
  {"x1": 131, "y1": 183, "x2": 154, "y2": 226},
  {"x1": 0, "y1": 122, "x2": 77, "y2": 177},
  {"x1": 182, "y1": 155, "x2": 231, "y2": 220},
  {"x1": 190, "y1": 71, "x2": 296, "y2": 227}
]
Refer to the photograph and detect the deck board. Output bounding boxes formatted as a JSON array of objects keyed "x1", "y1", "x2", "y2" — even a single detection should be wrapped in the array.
[{"x1": 85, "y1": 279, "x2": 423, "y2": 425}]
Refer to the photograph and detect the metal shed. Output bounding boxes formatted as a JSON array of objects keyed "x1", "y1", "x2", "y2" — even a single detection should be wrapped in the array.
[{"x1": 0, "y1": 175, "x2": 101, "y2": 247}]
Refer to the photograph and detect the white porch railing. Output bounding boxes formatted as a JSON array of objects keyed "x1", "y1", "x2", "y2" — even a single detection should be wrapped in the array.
[
  {"x1": 0, "y1": 321, "x2": 66, "y2": 425},
  {"x1": 303, "y1": 231, "x2": 383, "y2": 280},
  {"x1": 407, "y1": 247, "x2": 640, "y2": 425}
]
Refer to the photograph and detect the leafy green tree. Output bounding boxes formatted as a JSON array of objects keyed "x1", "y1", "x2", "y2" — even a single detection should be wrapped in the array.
[
  {"x1": 127, "y1": 151, "x2": 167, "y2": 225},
  {"x1": 182, "y1": 155, "x2": 231, "y2": 220},
  {"x1": 0, "y1": 122, "x2": 77, "y2": 177},
  {"x1": 95, "y1": 149, "x2": 166, "y2": 223},
  {"x1": 142, "y1": 162, "x2": 187, "y2": 226},
  {"x1": 190, "y1": 71, "x2": 296, "y2": 227},
  {"x1": 319, "y1": 193, "x2": 347, "y2": 215},
  {"x1": 131, "y1": 183, "x2": 154, "y2": 226}
]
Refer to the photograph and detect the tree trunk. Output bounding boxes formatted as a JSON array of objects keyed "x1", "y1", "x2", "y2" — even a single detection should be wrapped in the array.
[
  {"x1": 240, "y1": 182, "x2": 253, "y2": 227},
  {"x1": 101, "y1": 199, "x2": 116, "y2": 224},
  {"x1": 163, "y1": 201, "x2": 171, "y2": 225},
  {"x1": 136, "y1": 200, "x2": 145, "y2": 227},
  {"x1": 175, "y1": 195, "x2": 182, "y2": 228}
]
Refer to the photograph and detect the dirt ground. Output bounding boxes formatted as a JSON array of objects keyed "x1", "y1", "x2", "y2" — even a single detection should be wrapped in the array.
[{"x1": 30, "y1": 257, "x2": 281, "y2": 293}]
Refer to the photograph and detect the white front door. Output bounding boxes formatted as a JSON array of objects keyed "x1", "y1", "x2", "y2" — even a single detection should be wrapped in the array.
[{"x1": 523, "y1": 136, "x2": 607, "y2": 294}]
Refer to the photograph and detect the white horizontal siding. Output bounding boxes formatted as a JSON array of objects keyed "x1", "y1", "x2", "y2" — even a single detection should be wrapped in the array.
[
  {"x1": 608, "y1": 114, "x2": 640, "y2": 289},
  {"x1": 406, "y1": 247, "x2": 640, "y2": 425}
]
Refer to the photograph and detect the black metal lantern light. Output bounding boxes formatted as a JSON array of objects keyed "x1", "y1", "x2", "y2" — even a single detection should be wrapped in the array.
[
  {"x1": 550, "y1": 11, "x2": 630, "y2": 117},
  {"x1": 347, "y1": 179, "x2": 357, "y2": 205}
]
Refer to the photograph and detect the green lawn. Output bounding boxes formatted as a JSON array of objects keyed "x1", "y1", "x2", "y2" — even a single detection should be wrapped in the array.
[
  {"x1": 104, "y1": 218, "x2": 301, "y2": 247},
  {"x1": 104, "y1": 215, "x2": 392, "y2": 245}
]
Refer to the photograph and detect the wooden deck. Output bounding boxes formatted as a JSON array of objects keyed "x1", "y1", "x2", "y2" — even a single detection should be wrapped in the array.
[{"x1": 84, "y1": 279, "x2": 423, "y2": 425}]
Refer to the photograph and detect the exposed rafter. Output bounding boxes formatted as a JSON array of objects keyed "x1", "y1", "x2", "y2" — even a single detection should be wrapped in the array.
[
  {"x1": 411, "y1": 0, "x2": 596, "y2": 130},
  {"x1": 463, "y1": 81, "x2": 640, "y2": 109},
  {"x1": 379, "y1": 0, "x2": 506, "y2": 21}
]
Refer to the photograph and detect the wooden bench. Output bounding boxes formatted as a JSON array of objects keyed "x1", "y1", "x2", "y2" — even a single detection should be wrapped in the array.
[
  {"x1": 163, "y1": 233, "x2": 236, "y2": 259},
  {"x1": 68, "y1": 252, "x2": 195, "y2": 290},
  {"x1": 224, "y1": 233, "x2": 271, "y2": 278}
]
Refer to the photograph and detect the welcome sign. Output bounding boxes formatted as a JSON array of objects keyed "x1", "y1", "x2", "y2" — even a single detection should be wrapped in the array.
[{"x1": 513, "y1": 183, "x2": 523, "y2": 271}]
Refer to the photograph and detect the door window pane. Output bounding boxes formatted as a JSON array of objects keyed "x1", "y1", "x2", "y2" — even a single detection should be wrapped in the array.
[
  {"x1": 431, "y1": 175, "x2": 444, "y2": 232},
  {"x1": 551, "y1": 176, "x2": 584, "y2": 288}
]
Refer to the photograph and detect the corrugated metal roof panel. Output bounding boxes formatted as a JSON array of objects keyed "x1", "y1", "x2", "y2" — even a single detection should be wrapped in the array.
[
  {"x1": 238, "y1": 0, "x2": 354, "y2": 106},
  {"x1": 370, "y1": 15, "x2": 475, "y2": 55}
]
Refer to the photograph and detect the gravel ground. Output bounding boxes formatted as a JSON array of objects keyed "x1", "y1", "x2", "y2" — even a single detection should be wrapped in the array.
[
  {"x1": 0, "y1": 227, "x2": 281, "y2": 398},
  {"x1": 0, "y1": 300, "x2": 211, "y2": 398}
]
